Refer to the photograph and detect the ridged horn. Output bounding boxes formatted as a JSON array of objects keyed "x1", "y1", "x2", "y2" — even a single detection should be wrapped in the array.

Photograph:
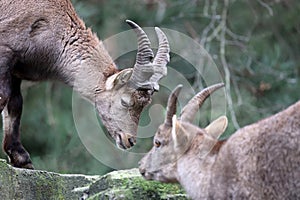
[
  {"x1": 165, "y1": 85, "x2": 183, "y2": 126},
  {"x1": 126, "y1": 20, "x2": 170, "y2": 91},
  {"x1": 149, "y1": 27, "x2": 170, "y2": 91},
  {"x1": 153, "y1": 27, "x2": 170, "y2": 66},
  {"x1": 180, "y1": 83, "x2": 225, "y2": 123},
  {"x1": 126, "y1": 20, "x2": 154, "y2": 89},
  {"x1": 126, "y1": 20, "x2": 154, "y2": 65}
]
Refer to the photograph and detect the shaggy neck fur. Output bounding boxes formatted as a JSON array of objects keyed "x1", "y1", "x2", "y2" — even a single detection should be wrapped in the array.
[{"x1": 59, "y1": 29, "x2": 118, "y2": 102}]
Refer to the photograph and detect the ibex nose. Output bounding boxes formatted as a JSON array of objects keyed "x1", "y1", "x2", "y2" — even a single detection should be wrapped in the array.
[
  {"x1": 116, "y1": 133, "x2": 136, "y2": 149},
  {"x1": 139, "y1": 167, "x2": 146, "y2": 177}
]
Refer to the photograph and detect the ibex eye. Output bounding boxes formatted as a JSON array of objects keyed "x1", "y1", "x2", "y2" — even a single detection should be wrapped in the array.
[
  {"x1": 121, "y1": 96, "x2": 134, "y2": 108},
  {"x1": 154, "y1": 140, "x2": 161, "y2": 148},
  {"x1": 121, "y1": 98, "x2": 129, "y2": 107}
]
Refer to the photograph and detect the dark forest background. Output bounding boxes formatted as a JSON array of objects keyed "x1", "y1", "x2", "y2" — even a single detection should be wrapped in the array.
[{"x1": 0, "y1": 0, "x2": 299, "y2": 174}]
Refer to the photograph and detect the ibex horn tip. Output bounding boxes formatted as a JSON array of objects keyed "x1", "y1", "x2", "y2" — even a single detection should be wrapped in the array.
[
  {"x1": 126, "y1": 20, "x2": 139, "y2": 29},
  {"x1": 165, "y1": 84, "x2": 183, "y2": 126},
  {"x1": 175, "y1": 84, "x2": 183, "y2": 89}
]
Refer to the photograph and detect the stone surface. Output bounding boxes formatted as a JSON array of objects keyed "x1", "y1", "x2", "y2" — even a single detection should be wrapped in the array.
[{"x1": 0, "y1": 159, "x2": 188, "y2": 200}]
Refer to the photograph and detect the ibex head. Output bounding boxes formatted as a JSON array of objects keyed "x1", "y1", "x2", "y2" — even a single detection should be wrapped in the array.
[
  {"x1": 139, "y1": 83, "x2": 228, "y2": 182},
  {"x1": 96, "y1": 20, "x2": 170, "y2": 150}
]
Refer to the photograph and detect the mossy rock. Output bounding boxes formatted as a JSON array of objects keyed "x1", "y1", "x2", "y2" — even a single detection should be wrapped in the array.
[
  {"x1": 0, "y1": 159, "x2": 188, "y2": 200},
  {"x1": 0, "y1": 159, "x2": 99, "y2": 200},
  {"x1": 88, "y1": 169, "x2": 188, "y2": 200}
]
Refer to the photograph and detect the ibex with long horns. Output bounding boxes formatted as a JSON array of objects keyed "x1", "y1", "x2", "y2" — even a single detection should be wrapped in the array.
[
  {"x1": 139, "y1": 84, "x2": 300, "y2": 200},
  {"x1": 0, "y1": 0, "x2": 170, "y2": 169}
]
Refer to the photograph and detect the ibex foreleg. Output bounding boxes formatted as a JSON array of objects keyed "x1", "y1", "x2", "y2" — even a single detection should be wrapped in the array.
[
  {"x1": 0, "y1": 47, "x2": 13, "y2": 112},
  {"x1": 2, "y1": 76, "x2": 33, "y2": 169}
]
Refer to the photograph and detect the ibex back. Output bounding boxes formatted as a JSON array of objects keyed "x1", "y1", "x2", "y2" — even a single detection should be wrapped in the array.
[
  {"x1": 139, "y1": 84, "x2": 300, "y2": 200},
  {"x1": 0, "y1": 0, "x2": 170, "y2": 169}
]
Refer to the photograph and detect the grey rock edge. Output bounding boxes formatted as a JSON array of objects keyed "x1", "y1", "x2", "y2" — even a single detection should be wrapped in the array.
[{"x1": 0, "y1": 159, "x2": 189, "y2": 200}]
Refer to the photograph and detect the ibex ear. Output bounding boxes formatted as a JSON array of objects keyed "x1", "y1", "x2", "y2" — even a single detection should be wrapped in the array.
[
  {"x1": 106, "y1": 69, "x2": 133, "y2": 90},
  {"x1": 172, "y1": 115, "x2": 189, "y2": 151},
  {"x1": 205, "y1": 116, "x2": 228, "y2": 139}
]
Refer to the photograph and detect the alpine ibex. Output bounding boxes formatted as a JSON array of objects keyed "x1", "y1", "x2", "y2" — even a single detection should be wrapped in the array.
[
  {"x1": 0, "y1": 0, "x2": 170, "y2": 169},
  {"x1": 139, "y1": 84, "x2": 300, "y2": 200}
]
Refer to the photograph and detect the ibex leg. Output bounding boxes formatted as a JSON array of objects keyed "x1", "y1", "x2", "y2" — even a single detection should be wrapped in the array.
[
  {"x1": 2, "y1": 77, "x2": 33, "y2": 169},
  {"x1": 0, "y1": 46, "x2": 13, "y2": 112}
]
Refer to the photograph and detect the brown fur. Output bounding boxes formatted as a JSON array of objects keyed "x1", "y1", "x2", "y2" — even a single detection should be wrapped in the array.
[
  {"x1": 0, "y1": 0, "x2": 167, "y2": 168},
  {"x1": 140, "y1": 92, "x2": 300, "y2": 199},
  {"x1": 207, "y1": 101, "x2": 300, "y2": 199}
]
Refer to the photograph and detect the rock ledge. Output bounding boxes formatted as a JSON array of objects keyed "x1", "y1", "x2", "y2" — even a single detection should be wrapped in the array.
[{"x1": 0, "y1": 159, "x2": 188, "y2": 200}]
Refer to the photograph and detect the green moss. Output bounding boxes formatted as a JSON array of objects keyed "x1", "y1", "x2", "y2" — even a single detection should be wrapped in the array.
[
  {"x1": 88, "y1": 188, "x2": 133, "y2": 200},
  {"x1": 128, "y1": 178, "x2": 187, "y2": 199},
  {"x1": 88, "y1": 169, "x2": 188, "y2": 200},
  {"x1": 12, "y1": 168, "x2": 66, "y2": 199}
]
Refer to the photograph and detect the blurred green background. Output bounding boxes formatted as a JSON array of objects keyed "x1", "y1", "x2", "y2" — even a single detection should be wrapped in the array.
[{"x1": 0, "y1": 0, "x2": 299, "y2": 174}]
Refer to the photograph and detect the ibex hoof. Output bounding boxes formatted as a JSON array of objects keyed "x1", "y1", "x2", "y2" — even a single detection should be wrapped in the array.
[
  {"x1": 10, "y1": 155, "x2": 34, "y2": 170},
  {"x1": 5, "y1": 145, "x2": 34, "y2": 170}
]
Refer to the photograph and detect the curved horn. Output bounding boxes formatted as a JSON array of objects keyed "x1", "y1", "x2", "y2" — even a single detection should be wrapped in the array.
[
  {"x1": 149, "y1": 27, "x2": 170, "y2": 91},
  {"x1": 165, "y1": 85, "x2": 183, "y2": 126},
  {"x1": 125, "y1": 20, "x2": 170, "y2": 91},
  {"x1": 126, "y1": 20, "x2": 154, "y2": 89},
  {"x1": 180, "y1": 83, "x2": 225, "y2": 123},
  {"x1": 153, "y1": 27, "x2": 170, "y2": 66},
  {"x1": 126, "y1": 20, "x2": 154, "y2": 65}
]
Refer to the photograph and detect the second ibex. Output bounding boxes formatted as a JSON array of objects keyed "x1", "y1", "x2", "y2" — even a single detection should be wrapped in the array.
[{"x1": 140, "y1": 84, "x2": 300, "y2": 200}]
